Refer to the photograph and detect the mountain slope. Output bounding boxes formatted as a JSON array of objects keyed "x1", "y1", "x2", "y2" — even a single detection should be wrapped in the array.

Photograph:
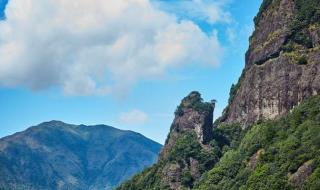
[
  {"x1": 0, "y1": 121, "x2": 162, "y2": 190},
  {"x1": 117, "y1": 0, "x2": 320, "y2": 189},
  {"x1": 195, "y1": 96, "x2": 320, "y2": 190},
  {"x1": 118, "y1": 96, "x2": 320, "y2": 190},
  {"x1": 118, "y1": 92, "x2": 218, "y2": 190}
]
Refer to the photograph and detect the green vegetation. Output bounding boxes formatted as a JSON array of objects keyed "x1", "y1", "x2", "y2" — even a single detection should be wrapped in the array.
[
  {"x1": 117, "y1": 1, "x2": 320, "y2": 189},
  {"x1": 254, "y1": 0, "x2": 274, "y2": 26},
  {"x1": 289, "y1": 0, "x2": 320, "y2": 48},
  {"x1": 255, "y1": 0, "x2": 320, "y2": 49},
  {"x1": 298, "y1": 55, "x2": 308, "y2": 65},
  {"x1": 283, "y1": 51, "x2": 309, "y2": 65},
  {"x1": 116, "y1": 162, "x2": 167, "y2": 190},
  {"x1": 292, "y1": 0, "x2": 320, "y2": 32},
  {"x1": 221, "y1": 71, "x2": 245, "y2": 120},
  {"x1": 167, "y1": 132, "x2": 202, "y2": 163},
  {"x1": 117, "y1": 123, "x2": 245, "y2": 190},
  {"x1": 195, "y1": 96, "x2": 320, "y2": 190},
  {"x1": 255, "y1": 0, "x2": 320, "y2": 35},
  {"x1": 118, "y1": 96, "x2": 320, "y2": 190},
  {"x1": 175, "y1": 91, "x2": 213, "y2": 116},
  {"x1": 181, "y1": 169, "x2": 193, "y2": 187},
  {"x1": 228, "y1": 82, "x2": 241, "y2": 105},
  {"x1": 283, "y1": 41, "x2": 295, "y2": 53}
]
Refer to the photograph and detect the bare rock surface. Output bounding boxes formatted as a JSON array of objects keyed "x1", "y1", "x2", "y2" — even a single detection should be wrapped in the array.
[
  {"x1": 222, "y1": 0, "x2": 320, "y2": 126},
  {"x1": 289, "y1": 160, "x2": 314, "y2": 188}
]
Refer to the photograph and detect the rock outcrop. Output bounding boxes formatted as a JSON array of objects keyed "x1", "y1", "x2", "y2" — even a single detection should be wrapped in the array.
[
  {"x1": 159, "y1": 91, "x2": 214, "y2": 160},
  {"x1": 247, "y1": 149, "x2": 265, "y2": 170},
  {"x1": 158, "y1": 92, "x2": 215, "y2": 189},
  {"x1": 222, "y1": 0, "x2": 320, "y2": 126},
  {"x1": 289, "y1": 160, "x2": 314, "y2": 188}
]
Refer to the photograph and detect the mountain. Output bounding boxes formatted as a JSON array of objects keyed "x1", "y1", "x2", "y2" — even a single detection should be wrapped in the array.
[
  {"x1": 117, "y1": 0, "x2": 320, "y2": 189},
  {"x1": 0, "y1": 121, "x2": 162, "y2": 190},
  {"x1": 118, "y1": 95, "x2": 320, "y2": 190},
  {"x1": 221, "y1": 0, "x2": 320, "y2": 126},
  {"x1": 118, "y1": 92, "x2": 220, "y2": 190}
]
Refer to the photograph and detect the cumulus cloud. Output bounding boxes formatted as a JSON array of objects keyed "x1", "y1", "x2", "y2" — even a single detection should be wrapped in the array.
[
  {"x1": 119, "y1": 109, "x2": 149, "y2": 125},
  {"x1": 0, "y1": 0, "x2": 224, "y2": 96},
  {"x1": 152, "y1": 0, "x2": 232, "y2": 25}
]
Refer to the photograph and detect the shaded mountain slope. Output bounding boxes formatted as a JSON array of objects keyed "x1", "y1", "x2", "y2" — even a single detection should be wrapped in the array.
[{"x1": 0, "y1": 121, "x2": 162, "y2": 190}]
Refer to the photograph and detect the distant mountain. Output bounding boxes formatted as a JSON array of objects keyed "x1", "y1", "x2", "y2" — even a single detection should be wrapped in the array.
[{"x1": 0, "y1": 121, "x2": 162, "y2": 190}]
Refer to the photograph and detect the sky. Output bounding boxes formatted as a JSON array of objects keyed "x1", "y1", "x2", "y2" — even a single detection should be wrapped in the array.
[{"x1": 0, "y1": 0, "x2": 262, "y2": 144}]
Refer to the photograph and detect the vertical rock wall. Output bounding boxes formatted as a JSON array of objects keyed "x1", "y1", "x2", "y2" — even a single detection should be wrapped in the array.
[{"x1": 222, "y1": 0, "x2": 320, "y2": 126}]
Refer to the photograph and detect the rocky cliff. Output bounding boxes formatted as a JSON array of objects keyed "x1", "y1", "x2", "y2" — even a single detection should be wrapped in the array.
[
  {"x1": 118, "y1": 92, "x2": 219, "y2": 190},
  {"x1": 117, "y1": 1, "x2": 320, "y2": 189},
  {"x1": 159, "y1": 91, "x2": 214, "y2": 160},
  {"x1": 158, "y1": 92, "x2": 215, "y2": 189},
  {"x1": 221, "y1": 0, "x2": 320, "y2": 126},
  {"x1": 118, "y1": 95, "x2": 320, "y2": 190}
]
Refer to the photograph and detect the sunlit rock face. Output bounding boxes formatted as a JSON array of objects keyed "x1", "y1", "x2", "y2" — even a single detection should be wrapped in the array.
[{"x1": 221, "y1": 0, "x2": 320, "y2": 126}]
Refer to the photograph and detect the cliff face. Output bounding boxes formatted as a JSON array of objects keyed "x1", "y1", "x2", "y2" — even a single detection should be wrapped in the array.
[
  {"x1": 222, "y1": 0, "x2": 320, "y2": 126},
  {"x1": 158, "y1": 92, "x2": 215, "y2": 189},
  {"x1": 159, "y1": 91, "x2": 214, "y2": 160},
  {"x1": 118, "y1": 92, "x2": 218, "y2": 190},
  {"x1": 117, "y1": 1, "x2": 320, "y2": 189}
]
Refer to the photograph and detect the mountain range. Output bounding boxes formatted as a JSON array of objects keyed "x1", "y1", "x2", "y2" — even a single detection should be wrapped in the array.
[
  {"x1": 1, "y1": 0, "x2": 320, "y2": 189},
  {"x1": 0, "y1": 121, "x2": 162, "y2": 190}
]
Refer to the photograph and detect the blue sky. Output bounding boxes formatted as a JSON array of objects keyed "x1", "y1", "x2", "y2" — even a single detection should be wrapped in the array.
[{"x1": 0, "y1": 0, "x2": 261, "y2": 144}]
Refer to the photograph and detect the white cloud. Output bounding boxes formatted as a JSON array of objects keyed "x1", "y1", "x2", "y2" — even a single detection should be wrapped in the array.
[
  {"x1": 226, "y1": 27, "x2": 237, "y2": 44},
  {"x1": 0, "y1": 0, "x2": 224, "y2": 96},
  {"x1": 119, "y1": 109, "x2": 149, "y2": 125},
  {"x1": 152, "y1": 0, "x2": 232, "y2": 25}
]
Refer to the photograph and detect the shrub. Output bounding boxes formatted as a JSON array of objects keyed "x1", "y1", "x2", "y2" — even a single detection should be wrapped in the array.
[
  {"x1": 289, "y1": 0, "x2": 320, "y2": 47},
  {"x1": 181, "y1": 169, "x2": 193, "y2": 187},
  {"x1": 254, "y1": 0, "x2": 274, "y2": 26},
  {"x1": 282, "y1": 42, "x2": 295, "y2": 52},
  {"x1": 298, "y1": 55, "x2": 308, "y2": 65},
  {"x1": 176, "y1": 91, "x2": 213, "y2": 114},
  {"x1": 167, "y1": 132, "x2": 202, "y2": 162}
]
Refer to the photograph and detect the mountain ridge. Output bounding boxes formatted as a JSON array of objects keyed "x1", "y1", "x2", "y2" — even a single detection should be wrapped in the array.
[{"x1": 0, "y1": 120, "x2": 162, "y2": 190}]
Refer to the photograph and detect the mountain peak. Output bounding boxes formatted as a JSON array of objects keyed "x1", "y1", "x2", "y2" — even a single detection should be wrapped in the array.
[
  {"x1": 39, "y1": 120, "x2": 68, "y2": 126},
  {"x1": 0, "y1": 121, "x2": 162, "y2": 190},
  {"x1": 160, "y1": 91, "x2": 214, "y2": 159}
]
